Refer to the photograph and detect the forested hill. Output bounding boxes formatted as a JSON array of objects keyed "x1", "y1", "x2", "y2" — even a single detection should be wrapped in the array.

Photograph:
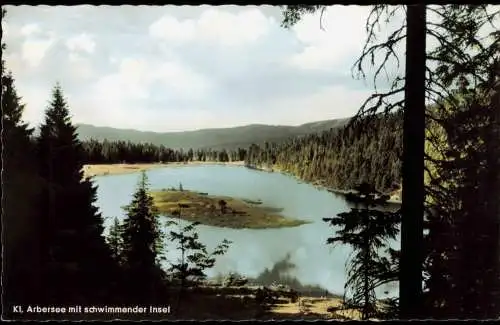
[
  {"x1": 245, "y1": 112, "x2": 403, "y2": 194},
  {"x1": 73, "y1": 118, "x2": 350, "y2": 150}
]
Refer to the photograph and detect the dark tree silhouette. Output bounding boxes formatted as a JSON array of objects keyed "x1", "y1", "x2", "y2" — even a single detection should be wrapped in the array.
[
  {"x1": 120, "y1": 170, "x2": 166, "y2": 304},
  {"x1": 106, "y1": 217, "x2": 124, "y2": 265},
  {"x1": 245, "y1": 113, "x2": 402, "y2": 193},
  {"x1": 324, "y1": 183, "x2": 400, "y2": 320},
  {"x1": 81, "y1": 138, "x2": 248, "y2": 165},
  {"x1": 2, "y1": 8, "x2": 43, "y2": 312},
  {"x1": 35, "y1": 84, "x2": 119, "y2": 305}
]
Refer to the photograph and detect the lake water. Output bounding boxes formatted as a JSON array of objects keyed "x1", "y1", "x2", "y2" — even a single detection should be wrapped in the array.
[{"x1": 94, "y1": 165, "x2": 399, "y2": 298}]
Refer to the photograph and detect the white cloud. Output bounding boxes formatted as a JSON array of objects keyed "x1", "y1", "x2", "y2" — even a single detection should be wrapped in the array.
[
  {"x1": 287, "y1": 6, "x2": 372, "y2": 71},
  {"x1": 67, "y1": 53, "x2": 95, "y2": 80},
  {"x1": 65, "y1": 33, "x2": 96, "y2": 54},
  {"x1": 70, "y1": 56, "x2": 214, "y2": 129},
  {"x1": 20, "y1": 23, "x2": 41, "y2": 37},
  {"x1": 18, "y1": 86, "x2": 53, "y2": 127},
  {"x1": 4, "y1": 5, "x2": 384, "y2": 132},
  {"x1": 196, "y1": 8, "x2": 272, "y2": 47},
  {"x1": 149, "y1": 15, "x2": 196, "y2": 43},
  {"x1": 153, "y1": 61, "x2": 213, "y2": 99},
  {"x1": 262, "y1": 85, "x2": 372, "y2": 125},
  {"x1": 149, "y1": 7, "x2": 274, "y2": 47},
  {"x1": 96, "y1": 58, "x2": 151, "y2": 101},
  {"x1": 21, "y1": 34, "x2": 56, "y2": 68}
]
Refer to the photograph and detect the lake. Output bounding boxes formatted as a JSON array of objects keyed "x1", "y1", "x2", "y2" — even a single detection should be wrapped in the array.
[{"x1": 94, "y1": 164, "x2": 399, "y2": 299}]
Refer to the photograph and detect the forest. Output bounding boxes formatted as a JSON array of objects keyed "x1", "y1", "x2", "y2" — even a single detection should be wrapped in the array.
[
  {"x1": 244, "y1": 112, "x2": 403, "y2": 193},
  {"x1": 81, "y1": 138, "x2": 246, "y2": 164},
  {"x1": 2, "y1": 4, "x2": 499, "y2": 321},
  {"x1": 79, "y1": 112, "x2": 402, "y2": 194}
]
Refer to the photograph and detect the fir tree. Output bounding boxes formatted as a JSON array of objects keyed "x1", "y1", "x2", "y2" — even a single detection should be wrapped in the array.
[
  {"x1": 425, "y1": 79, "x2": 500, "y2": 318},
  {"x1": 120, "y1": 170, "x2": 166, "y2": 303},
  {"x1": 2, "y1": 8, "x2": 43, "y2": 310},
  {"x1": 323, "y1": 183, "x2": 400, "y2": 320},
  {"x1": 35, "y1": 84, "x2": 119, "y2": 305},
  {"x1": 106, "y1": 217, "x2": 124, "y2": 264}
]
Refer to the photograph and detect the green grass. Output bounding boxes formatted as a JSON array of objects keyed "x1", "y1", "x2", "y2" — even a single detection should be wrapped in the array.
[{"x1": 150, "y1": 189, "x2": 309, "y2": 229}]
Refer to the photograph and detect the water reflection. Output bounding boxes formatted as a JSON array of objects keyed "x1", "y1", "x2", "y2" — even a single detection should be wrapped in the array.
[
  {"x1": 95, "y1": 165, "x2": 399, "y2": 300},
  {"x1": 211, "y1": 253, "x2": 341, "y2": 298}
]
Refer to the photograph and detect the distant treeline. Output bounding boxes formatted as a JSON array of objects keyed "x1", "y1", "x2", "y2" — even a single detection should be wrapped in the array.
[
  {"x1": 244, "y1": 113, "x2": 403, "y2": 193},
  {"x1": 80, "y1": 139, "x2": 248, "y2": 164},
  {"x1": 80, "y1": 113, "x2": 403, "y2": 194}
]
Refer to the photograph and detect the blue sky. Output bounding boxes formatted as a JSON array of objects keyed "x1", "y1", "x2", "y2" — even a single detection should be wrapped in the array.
[{"x1": 3, "y1": 5, "x2": 415, "y2": 132}]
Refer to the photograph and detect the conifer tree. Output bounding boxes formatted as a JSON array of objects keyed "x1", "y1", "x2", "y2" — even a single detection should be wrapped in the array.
[
  {"x1": 424, "y1": 79, "x2": 500, "y2": 318},
  {"x1": 120, "y1": 170, "x2": 166, "y2": 303},
  {"x1": 35, "y1": 84, "x2": 119, "y2": 305},
  {"x1": 106, "y1": 217, "x2": 124, "y2": 264},
  {"x1": 323, "y1": 183, "x2": 400, "y2": 320},
  {"x1": 2, "y1": 8, "x2": 43, "y2": 310}
]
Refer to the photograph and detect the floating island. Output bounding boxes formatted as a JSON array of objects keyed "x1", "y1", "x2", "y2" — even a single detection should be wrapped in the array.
[{"x1": 150, "y1": 188, "x2": 309, "y2": 229}]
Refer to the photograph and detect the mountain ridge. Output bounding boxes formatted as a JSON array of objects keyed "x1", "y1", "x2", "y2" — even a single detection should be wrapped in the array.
[{"x1": 74, "y1": 117, "x2": 351, "y2": 150}]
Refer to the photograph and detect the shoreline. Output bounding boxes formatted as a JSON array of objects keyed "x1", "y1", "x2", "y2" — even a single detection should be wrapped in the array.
[
  {"x1": 83, "y1": 161, "x2": 402, "y2": 205},
  {"x1": 82, "y1": 161, "x2": 245, "y2": 178},
  {"x1": 151, "y1": 189, "x2": 309, "y2": 229},
  {"x1": 245, "y1": 164, "x2": 403, "y2": 205}
]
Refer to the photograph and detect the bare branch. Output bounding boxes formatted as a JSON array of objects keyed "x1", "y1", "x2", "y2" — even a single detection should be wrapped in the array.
[{"x1": 319, "y1": 6, "x2": 327, "y2": 31}]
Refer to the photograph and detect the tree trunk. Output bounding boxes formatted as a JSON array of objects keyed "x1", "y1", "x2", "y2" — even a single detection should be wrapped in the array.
[
  {"x1": 486, "y1": 62, "x2": 500, "y2": 318},
  {"x1": 399, "y1": 4, "x2": 426, "y2": 319},
  {"x1": 363, "y1": 231, "x2": 370, "y2": 320}
]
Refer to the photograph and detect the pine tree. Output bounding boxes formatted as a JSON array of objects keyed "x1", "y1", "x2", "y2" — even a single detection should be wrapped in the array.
[
  {"x1": 2, "y1": 8, "x2": 43, "y2": 310},
  {"x1": 323, "y1": 183, "x2": 400, "y2": 320},
  {"x1": 425, "y1": 80, "x2": 500, "y2": 318},
  {"x1": 120, "y1": 170, "x2": 166, "y2": 303},
  {"x1": 35, "y1": 84, "x2": 119, "y2": 305},
  {"x1": 166, "y1": 217, "x2": 231, "y2": 315},
  {"x1": 106, "y1": 217, "x2": 124, "y2": 264}
]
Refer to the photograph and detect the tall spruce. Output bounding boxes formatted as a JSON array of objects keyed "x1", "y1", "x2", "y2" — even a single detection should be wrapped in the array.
[
  {"x1": 106, "y1": 217, "x2": 124, "y2": 265},
  {"x1": 424, "y1": 80, "x2": 500, "y2": 318},
  {"x1": 422, "y1": 6, "x2": 500, "y2": 318},
  {"x1": 35, "y1": 84, "x2": 118, "y2": 305},
  {"x1": 120, "y1": 170, "x2": 166, "y2": 303},
  {"x1": 1, "y1": 8, "x2": 43, "y2": 312},
  {"x1": 324, "y1": 183, "x2": 400, "y2": 320}
]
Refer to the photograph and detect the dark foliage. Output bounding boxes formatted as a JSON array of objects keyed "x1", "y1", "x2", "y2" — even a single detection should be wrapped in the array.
[
  {"x1": 34, "y1": 84, "x2": 121, "y2": 305},
  {"x1": 324, "y1": 183, "x2": 400, "y2": 319},
  {"x1": 81, "y1": 138, "x2": 245, "y2": 164},
  {"x1": 2, "y1": 16, "x2": 43, "y2": 311},
  {"x1": 245, "y1": 113, "x2": 403, "y2": 193},
  {"x1": 120, "y1": 171, "x2": 167, "y2": 304}
]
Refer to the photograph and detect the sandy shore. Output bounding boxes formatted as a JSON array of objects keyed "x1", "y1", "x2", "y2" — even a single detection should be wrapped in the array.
[
  {"x1": 270, "y1": 296, "x2": 361, "y2": 320},
  {"x1": 82, "y1": 161, "x2": 245, "y2": 178}
]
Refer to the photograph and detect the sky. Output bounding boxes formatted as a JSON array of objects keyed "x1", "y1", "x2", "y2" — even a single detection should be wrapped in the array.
[{"x1": 0, "y1": 5, "x2": 441, "y2": 132}]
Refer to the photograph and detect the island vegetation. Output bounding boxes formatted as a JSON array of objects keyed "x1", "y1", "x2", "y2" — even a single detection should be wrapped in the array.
[{"x1": 150, "y1": 185, "x2": 308, "y2": 229}]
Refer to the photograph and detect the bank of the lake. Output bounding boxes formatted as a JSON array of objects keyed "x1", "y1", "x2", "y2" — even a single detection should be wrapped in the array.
[
  {"x1": 151, "y1": 188, "x2": 309, "y2": 229},
  {"x1": 83, "y1": 161, "x2": 245, "y2": 178},
  {"x1": 245, "y1": 163, "x2": 402, "y2": 205},
  {"x1": 84, "y1": 162, "x2": 401, "y2": 205}
]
